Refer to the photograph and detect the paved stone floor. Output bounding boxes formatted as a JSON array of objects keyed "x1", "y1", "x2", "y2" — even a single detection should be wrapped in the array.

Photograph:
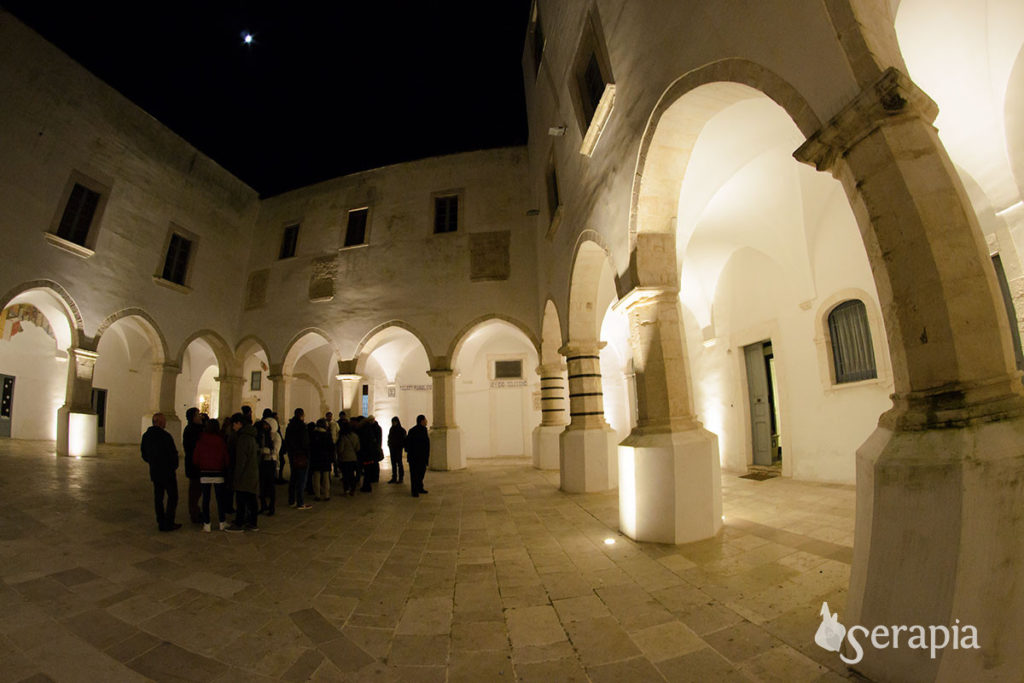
[{"x1": 0, "y1": 439, "x2": 861, "y2": 682}]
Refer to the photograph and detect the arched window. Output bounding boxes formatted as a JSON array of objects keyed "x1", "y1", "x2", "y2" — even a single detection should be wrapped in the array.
[{"x1": 828, "y1": 300, "x2": 877, "y2": 384}]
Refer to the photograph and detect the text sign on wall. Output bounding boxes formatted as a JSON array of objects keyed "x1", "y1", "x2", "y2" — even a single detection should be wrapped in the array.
[
  {"x1": 400, "y1": 384, "x2": 432, "y2": 392},
  {"x1": 490, "y1": 380, "x2": 528, "y2": 389}
]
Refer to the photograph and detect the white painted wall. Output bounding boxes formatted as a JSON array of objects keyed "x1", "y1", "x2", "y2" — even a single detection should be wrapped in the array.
[
  {"x1": 0, "y1": 326, "x2": 64, "y2": 440},
  {"x1": 93, "y1": 321, "x2": 155, "y2": 444},
  {"x1": 454, "y1": 324, "x2": 540, "y2": 459}
]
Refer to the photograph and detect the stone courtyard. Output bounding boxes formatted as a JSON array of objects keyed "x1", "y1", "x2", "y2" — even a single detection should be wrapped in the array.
[{"x1": 0, "y1": 440, "x2": 857, "y2": 682}]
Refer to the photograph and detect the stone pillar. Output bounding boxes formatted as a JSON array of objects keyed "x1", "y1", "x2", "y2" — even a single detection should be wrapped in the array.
[
  {"x1": 56, "y1": 346, "x2": 99, "y2": 457},
  {"x1": 795, "y1": 68, "x2": 1024, "y2": 682},
  {"x1": 616, "y1": 287, "x2": 721, "y2": 544},
  {"x1": 427, "y1": 363, "x2": 464, "y2": 470},
  {"x1": 532, "y1": 362, "x2": 567, "y2": 470},
  {"x1": 146, "y1": 362, "x2": 182, "y2": 451},
  {"x1": 558, "y1": 341, "x2": 616, "y2": 492},
  {"x1": 216, "y1": 374, "x2": 245, "y2": 421},
  {"x1": 268, "y1": 370, "x2": 293, "y2": 418}
]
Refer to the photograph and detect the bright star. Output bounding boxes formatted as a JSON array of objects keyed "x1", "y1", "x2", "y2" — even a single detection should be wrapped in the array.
[{"x1": 241, "y1": 31, "x2": 254, "y2": 45}]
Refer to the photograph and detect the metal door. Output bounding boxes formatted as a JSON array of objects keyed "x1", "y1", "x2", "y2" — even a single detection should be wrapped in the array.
[
  {"x1": 744, "y1": 342, "x2": 772, "y2": 466},
  {"x1": 0, "y1": 375, "x2": 13, "y2": 438}
]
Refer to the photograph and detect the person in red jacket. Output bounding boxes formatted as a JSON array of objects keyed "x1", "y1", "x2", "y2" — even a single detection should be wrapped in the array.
[{"x1": 193, "y1": 417, "x2": 231, "y2": 532}]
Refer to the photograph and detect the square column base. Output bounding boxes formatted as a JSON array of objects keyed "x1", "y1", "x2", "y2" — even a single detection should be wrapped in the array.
[
  {"x1": 532, "y1": 425, "x2": 563, "y2": 470},
  {"x1": 56, "y1": 407, "x2": 98, "y2": 457},
  {"x1": 845, "y1": 417, "x2": 1024, "y2": 682},
  {"x1": 618, "y1": 427, "x2": 721, "y2": 544},
  {"x1": 429, "y1": 427, "x2": 464, "y2": 471},
  {"x1": 559, "y1": 426, "x2": 617, "y2": 493}
]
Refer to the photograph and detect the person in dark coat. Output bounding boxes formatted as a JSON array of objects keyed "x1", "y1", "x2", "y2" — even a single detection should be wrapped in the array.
[
  {"x1": 182, "y1": 407, "x2": 204, "y2": 524},
  {"x1": 386, "y1": 417, "x2": 406, "y2": 484},
  {"x1": 227, "y1": 413, "x2": 261, "y2": 531},
  {"x1": 141, "y1": 412, "x2": 181, "y2": 531},
  {"x1": 358, "y1": 415, "x2": 382, "y2": 492},
  {"x1": 284, "y1": 408, "x2": 311, "y2": 509},
  {"x1": 310, "y1": 418, "x2": 334, "y2": 500},
  {"x1": 405, "y1": 414, "x2": 430, "y2": 497}
]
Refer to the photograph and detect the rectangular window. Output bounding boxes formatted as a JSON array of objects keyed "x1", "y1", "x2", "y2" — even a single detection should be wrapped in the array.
[
  {"x1": 434, "y1": 195, "x2": 459, "y2": 233},
  {"x1": 250, "y1": 371, "x2": 262, "y2": 391},
  {"x1": 57, "y1": 183, "x2": 101, "y2": 246},
  {"x1": 279, "y1": 224, "x2": 299, "y2": 259},
  {"x1": 494, "y1": 360, "x2": 523, "y2": 379},
  {"x1": 581, "y1": 52, "x2": 606, "y2": 126},
  {"x1": 828, "y1": 300, "x2": 878, "y2": 383},
  {"x1": 345, "y1": 208, "x2": 369, "y2": 246},
  {"x1": 162, "y1": 233, "x2": 193, "y2": 286}
]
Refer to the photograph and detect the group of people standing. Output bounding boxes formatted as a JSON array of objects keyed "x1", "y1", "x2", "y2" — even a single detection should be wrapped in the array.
[{"x1": 140, "y1": 406, "x2": 431, "y2": 533}]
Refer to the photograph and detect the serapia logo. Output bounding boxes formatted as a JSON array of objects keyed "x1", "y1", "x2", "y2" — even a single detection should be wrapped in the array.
[
  {"x1": 813, "y1": 602, "x2": 980, "y2": 665},
  {"x1": 815, "y1": 602, "x2": 846, "y2": 652}
]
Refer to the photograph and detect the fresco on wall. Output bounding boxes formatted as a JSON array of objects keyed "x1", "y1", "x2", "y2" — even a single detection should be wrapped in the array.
[{"x1": 1, "y1": 304, "x2": 56, "y2": 345}]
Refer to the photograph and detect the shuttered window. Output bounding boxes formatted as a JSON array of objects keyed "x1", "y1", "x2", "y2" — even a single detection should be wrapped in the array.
[
  {"x1": 828, "y1": 300, "x2": 877, "y2": 383},
  {"x1": 162, "y1": 233, "x2": 192, "y2": 285},
  {"x1": 57, "y1": 183, "x2": 101, "y2": 246}
]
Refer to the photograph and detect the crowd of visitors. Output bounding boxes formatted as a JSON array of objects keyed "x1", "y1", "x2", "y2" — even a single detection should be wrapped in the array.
[{"x1": 140, "y1": 407, "x2": 430, "y2": 533}]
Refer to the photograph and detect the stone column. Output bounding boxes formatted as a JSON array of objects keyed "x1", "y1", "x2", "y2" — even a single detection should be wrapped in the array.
[
  {"x1": 427, "y1": 362, "x2": 464, "y2": 470},
  {"x1": 532, "y1": 362, "x2": 567, "y2": 470},
  {"x1": 145, "y1": 362, "x2": 182, "y2": 451},
  {"x1": 616, "y1": 287, "x2": 721, "y2": 543},
  {"x1": 268, "y1": 370, "x2": 293, "y2": 418},
  {"x1": 56, "y1": 346, "x2": 99, "y2": 457},
  {"x1": 215, "y1": 374, "x2": 246, "y2": 421},
  {"x1": 795, "y1": 68, "x2": 1024, "y2": 682},
  {"x1": 558, "y1": 341, "x2": 616, "y2": 492}
]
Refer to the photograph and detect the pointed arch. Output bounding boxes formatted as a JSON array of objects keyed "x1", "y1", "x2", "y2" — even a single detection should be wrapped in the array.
[
  {"x1": 0, "y1": 279, "x2": 83, "y2": 349},
  {"x1": 540, "y1": 299, "x2": 565, "y2": 367},
  {"x1": 281, "y1": 327, "x2": 339, "y2": 376},
  {"x1": 630, "y1": 59, "x2": 821, "y2": 248},
  {"x1": 95, "y1": 308, "x2": 168, "y2": 364},
  {"x1": 234, "y1": 334, "x2": 273, "y2": 364},
  {"x1": 447, "y1": 314, "x2": 541, "y2": 366},
  {"x1": 175, "y1": 329, "x2": 234, "y2": 374},
  {"x1": 352, "y1": 321, "x2": 434, "y2": 374},
  {"x1": 568, "y1": 235, "x2": 617, "y2": 342}
]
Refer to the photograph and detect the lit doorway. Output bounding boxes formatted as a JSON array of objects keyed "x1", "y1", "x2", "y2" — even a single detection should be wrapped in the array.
[{"x1": 743, "y1": 340, "x2": 781, "y2": 468}]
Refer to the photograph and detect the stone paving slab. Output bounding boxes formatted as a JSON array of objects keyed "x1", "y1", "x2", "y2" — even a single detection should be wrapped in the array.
[{"x1": 0, "y1": 440, "x2": 859, "y2": 681}]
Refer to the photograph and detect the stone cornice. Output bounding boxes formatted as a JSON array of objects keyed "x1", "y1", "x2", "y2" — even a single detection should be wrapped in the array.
[{"x1": 794, "y1": 67, "x2": 938, "y2": 174}]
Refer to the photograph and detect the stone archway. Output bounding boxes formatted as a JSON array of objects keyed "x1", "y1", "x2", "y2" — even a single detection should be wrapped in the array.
[
  {"x1": 449, "y1": 316, "x2": 540, "y2": 464},
  {"x1": 0, "y1": 281, "x2": 84, "y2": 452},
  {"x1": 94, "y1": 309, "x2": 170, "y2": 444},
  {"x1": 632, "y1": 48, "x2": 1024, "y2": 678}
]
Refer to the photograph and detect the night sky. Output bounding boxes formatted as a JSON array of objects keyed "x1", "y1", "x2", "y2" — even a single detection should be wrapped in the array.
[{"x1": 3, "y1": 1, "x2": 533, "y2": 197}]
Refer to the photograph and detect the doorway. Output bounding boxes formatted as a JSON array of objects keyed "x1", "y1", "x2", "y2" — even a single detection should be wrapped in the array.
[
  {"x1": 91, "y1": 387, "x2": 107, "y2": 444},
  {"x1": 743, "y1": 340, "x2": 782, "y2": 467},
  {"x1": 0, "y1": 375, "x2": 13, "y2": 438}
]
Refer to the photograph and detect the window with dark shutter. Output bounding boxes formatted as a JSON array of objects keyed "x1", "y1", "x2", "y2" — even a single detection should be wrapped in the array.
[
  {"x1": 828, "y1": 300, "x2": 877, "y2": 383},
  {"x1": 162, "y1": 233, "x2": 193, "y2": 285},
  {"x1": 57, "y1": 183, "x2": 101, "y2": 246},
  {"x1": 279, "y1": 224, "x2": 299, "y2": 259},
  {"x1": 434, "y1": 195, "x2": 459, "y2": 233},
  {"x1": 345, "y1": 208, "x2": 369, "y2": 246}
]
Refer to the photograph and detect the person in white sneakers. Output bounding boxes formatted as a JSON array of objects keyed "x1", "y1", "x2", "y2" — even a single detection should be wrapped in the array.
[{"x1": 192, "y1": 418, "x2": 231, "y2": 531}]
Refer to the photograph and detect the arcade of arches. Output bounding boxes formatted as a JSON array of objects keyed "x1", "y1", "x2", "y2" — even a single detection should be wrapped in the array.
[{"x1": 2, "y1": 1, "x2": 1024, "y2": 680}]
